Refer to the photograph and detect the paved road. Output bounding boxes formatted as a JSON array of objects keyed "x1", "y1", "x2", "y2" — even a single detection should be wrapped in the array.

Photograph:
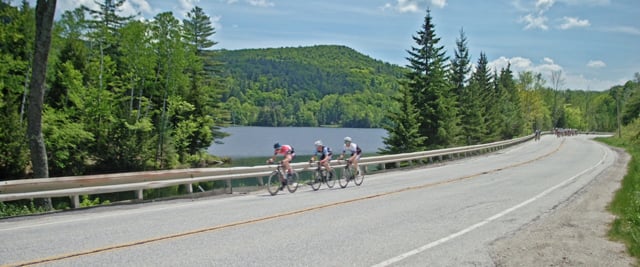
[{"x1": 0, "y1": 134, "x2": 616, "y2": 266}]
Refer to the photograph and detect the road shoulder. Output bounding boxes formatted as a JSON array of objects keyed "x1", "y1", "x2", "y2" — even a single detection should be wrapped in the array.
[{"x1": 490, "y1": 146, "x2": 635, "y2": 266}]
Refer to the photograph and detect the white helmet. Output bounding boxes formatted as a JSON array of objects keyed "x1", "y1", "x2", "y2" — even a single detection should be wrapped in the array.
[
  {"x1": 344, "y1": 136, "x2": 352, "y2": 142},
  {"x1": 314, "y1": 140, "x2": 323, "y2": 146}
]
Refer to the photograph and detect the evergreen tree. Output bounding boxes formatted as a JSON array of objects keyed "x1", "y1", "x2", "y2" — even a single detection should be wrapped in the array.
[
  {"x1": 82, "y1": 0, "x2": 135, "y2": 58},
  {"x1": 496, "y1": 64, "x2": 524, "y2": 138},
  {"x1": 150, "y1": 11, "x2": 190, "y2": 168},
  {"x1": 182, "y1": 6, "x2": 229, "y2": 158},
  {"x1": 450, "y1": 28, "x2": 471, "y2": 98},
  {"x1": 405, "y1": 9, "x2": 458, "y2": 149},
  {"x1": 380, "y1": 84, "x2": 425, "y2": 154},
  {"x1": 459, "y1": 77, "x2": 487, "y2": 145},
  {"x1": 468, "y1": 53, "x2": 496, "y2": 142},
  {"x1": 449, "y1": 28, "x2": 482, "y2": 144}
]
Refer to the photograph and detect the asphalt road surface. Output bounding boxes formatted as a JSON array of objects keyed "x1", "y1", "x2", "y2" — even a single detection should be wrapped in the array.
[{"x1": 0, "y1": 134, "x2": 623, "y2": 266}]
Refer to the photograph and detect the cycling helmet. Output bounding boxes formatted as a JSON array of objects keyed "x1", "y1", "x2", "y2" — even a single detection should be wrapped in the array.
[
  {"x1": 344, "y1": 136, "x2": 352, "y2": 143},
  {"x1": 273, "y1": 142, "x2": 281, "y2": 149},
  {"x1": 314, "y1": 140, "x2": 323, "y2": 146}
]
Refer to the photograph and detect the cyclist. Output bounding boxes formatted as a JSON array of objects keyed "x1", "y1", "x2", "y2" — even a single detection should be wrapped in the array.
[
  {"x1": 267, "y1": 143, "x2": 295, "y2": 190},
  {"x1": 310, "y1": 140, "x2": 333, "y2": 178},
  {"x1": 338, "y1": 136, "x2": 362, "y2": 176}
]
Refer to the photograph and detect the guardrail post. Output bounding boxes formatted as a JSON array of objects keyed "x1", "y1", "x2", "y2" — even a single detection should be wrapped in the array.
[
  {"x1": 135, "y1": 189, "x2": 143, "y2": 200},
  {"x1": 257, "y1": 176, "x2": 264, "y2": 186},
  {"x1": 226, "y1": 179, "x2": 232, "y2": 194},
  {"x1": 71, "y1": 195, "x2": 80, "y2": 209},
  {"x1": 187, "y1": 183, "x2": 193, "y2": 194}
]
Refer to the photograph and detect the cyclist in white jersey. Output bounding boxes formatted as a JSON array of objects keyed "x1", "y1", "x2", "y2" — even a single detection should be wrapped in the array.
[{"x1": 338, "y1": 136, "x2": 362, "y2": 175}]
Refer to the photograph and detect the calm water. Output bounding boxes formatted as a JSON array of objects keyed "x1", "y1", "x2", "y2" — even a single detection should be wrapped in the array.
[{"x1": 207, "y1": 126, "x2": 388, "y2": 158}]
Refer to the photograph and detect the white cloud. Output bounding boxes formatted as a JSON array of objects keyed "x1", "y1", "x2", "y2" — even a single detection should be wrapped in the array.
[
  {"x1": 430, "y1": 0, "x2": 447, "y2": 8},
  {"x1": 535, "y1": 0, "x2": 555, "y2": 12},
  {"x1": 129, "y1": 0, "x2": 154, "y2": 15},
  {"x1": 488, "y1": 56, "x2": 619, "y2": 90},
  {"x1": 383, "y1": 0, "x2": 421, "y2": 13},
  {"x1": 488, "y1": 56, "x2": 563, "y2": 84},
  {"x1": 520, "y1": 13, "x2": 549, "y2": 30},
  {"x1": 54, "y1": 0, "x2": 152, "y2": 18},
  {"x1": 559, "y1": 16, "x2": 590, "y2": 30},
  {"x1": 543, "y1": 57, "x2": 555, "y2": 64},
  {"x1": 211, "y1": 15, "x2": 223, "y2": 31},
  {"x1": 587, "y1": 60, "x2": 606, "y2": 68},
  {"x1": 248, "y1": 0, "x2": 275, "y2": 7}
]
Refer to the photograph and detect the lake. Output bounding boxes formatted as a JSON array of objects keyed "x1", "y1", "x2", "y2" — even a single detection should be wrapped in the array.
[{"x1": 207, "y1": 126, "x2": 388, "y2": 158}]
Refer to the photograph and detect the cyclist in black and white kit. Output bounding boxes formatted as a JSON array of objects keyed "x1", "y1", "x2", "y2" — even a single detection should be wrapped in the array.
[
  {"x1": 310, "y1": 140, "x2": 333, "y2": 177},
  {"x1": 338, "y1": 136, "x2": 362, "y2": 175}
]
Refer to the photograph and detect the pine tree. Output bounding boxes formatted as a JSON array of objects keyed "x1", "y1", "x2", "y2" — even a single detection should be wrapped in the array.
[
  {"x1": 449, "y1": 28, "x2": 482, "y2": 144},
  {"x1": 405, "y1": 9, "x2": 458, "y2": 149},
  {"x1": 496, "y1": 64, "x2": 524, "y2": 138},
  {"x1": 183, "y1": 6, "x2": 229, "y2": 158},
  {"x1": 469, "y1": 53, "x2": 498, "y2": 142},
  {"x1": 380, "y1": 84, "x2": 425, "y2": 154},
  {"x1": 450, "y1": 28, "x2": 471, "y2": 98}
]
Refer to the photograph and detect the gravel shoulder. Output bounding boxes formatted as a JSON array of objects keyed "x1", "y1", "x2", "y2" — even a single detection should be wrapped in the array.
[{"x1": 490, "y1": 146, "x2": 636, "y2": 266}]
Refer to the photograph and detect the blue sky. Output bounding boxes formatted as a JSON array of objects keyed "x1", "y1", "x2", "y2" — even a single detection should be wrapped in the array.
[{"x1": 31, "y1": 0, "x2": 640, "y2": 91}]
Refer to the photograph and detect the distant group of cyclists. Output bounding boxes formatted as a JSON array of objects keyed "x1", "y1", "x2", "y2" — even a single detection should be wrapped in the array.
[
  {"x1": 266, "y1": 136, "x2": 362, "y2": 191},
  {"x1": 554, "y1": 128, "x2": 578, "y2": 137}
]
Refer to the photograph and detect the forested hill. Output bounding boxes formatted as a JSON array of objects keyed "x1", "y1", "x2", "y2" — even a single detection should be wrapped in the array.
[
  {"x1": 210, "y1": 45, "x2": 406, "y2": 128},
  {"x1": 216, "y1": 45, "x2": 405, "y2": 96}
]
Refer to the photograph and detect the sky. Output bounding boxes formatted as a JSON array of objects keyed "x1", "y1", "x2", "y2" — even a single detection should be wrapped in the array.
[{"x1": 26, "y1": 0, "x2": 640, "y2": 91}]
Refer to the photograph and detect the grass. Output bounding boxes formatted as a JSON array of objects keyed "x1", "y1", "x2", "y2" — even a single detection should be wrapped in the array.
[{"x1": 598, "y1": 121, "x2": 640, "y2": 264}]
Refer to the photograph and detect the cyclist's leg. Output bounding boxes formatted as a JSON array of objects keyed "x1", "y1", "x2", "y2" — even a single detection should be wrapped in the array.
[
  {"x1": 322, "y1": 160, "x2": 331, "y2": 177},
  {"x1": 354, "y1": 153, "x2": 362, "y2": 175},
  {"x1": 283, "y1": 154, "x2": 293, "y2": 174}
]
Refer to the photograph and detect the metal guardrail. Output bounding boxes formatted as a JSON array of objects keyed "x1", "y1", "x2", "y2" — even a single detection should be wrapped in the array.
[{"x1": 0, "y1": 135, "x2": 533, "y2": 207}]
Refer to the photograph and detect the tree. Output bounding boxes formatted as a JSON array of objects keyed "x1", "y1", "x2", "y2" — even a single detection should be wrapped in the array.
[
  {"x1": 182, "y1": 6, "x2": 229, "y2": 158},
  {"x1": 0, "y1": 2, "x2": 32, "y2": 180},
  {"x1": 150, "y1": 11, "x2": 189, "y2": 168},
  {"x1": 550, "y1": 70, "x2": 564, "y2": 127},
  {"x1": 405, "y1": 9, "x2": 458, "y2": 149},
  {"x1": 380, "y1": 84, "x2": 425, "y2": 154},
  {"x1": 468, "y1": 53, "x2": 495, "y2": 142},
  {"x1": 28, "y1": 0, "x2": 56, "y2": 209},
  {"x1": 621, "y1": 80, "x2": 640, "y2": 125},
  {"x1": 518, "y1": 71, "x2": 550, "y2": 133},
  {"x1": 450, "y1": 28, "x2": 471, "y2": 98},
  {"x1": 496, "y1": 64, "x2": 524, "y2": 138}
]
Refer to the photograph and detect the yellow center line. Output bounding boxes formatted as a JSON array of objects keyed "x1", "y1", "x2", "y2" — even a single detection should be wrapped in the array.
[{"x1": 4, "y1": 139, "x2": 563, "y2": 267}]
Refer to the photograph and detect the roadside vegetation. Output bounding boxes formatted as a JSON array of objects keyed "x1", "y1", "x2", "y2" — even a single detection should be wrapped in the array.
[{"x1": 600, "y1": 119, "x2": 640, "y2": 263}]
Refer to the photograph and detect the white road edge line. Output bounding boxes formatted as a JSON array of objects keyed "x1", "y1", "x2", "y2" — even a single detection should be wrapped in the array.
[{"x1": 372, "y1": 146, "x2": 609, "y2": 267}]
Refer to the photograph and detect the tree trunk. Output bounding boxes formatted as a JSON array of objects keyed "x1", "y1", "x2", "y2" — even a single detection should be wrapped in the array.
[{"x1": 28, "y1": 0, "x2": 57, "y2": 210}]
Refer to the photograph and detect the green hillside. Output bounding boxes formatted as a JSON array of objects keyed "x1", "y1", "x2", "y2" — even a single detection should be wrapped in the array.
[{"x1": 210, "y1": 45, "x2": 405, "y2": 128}]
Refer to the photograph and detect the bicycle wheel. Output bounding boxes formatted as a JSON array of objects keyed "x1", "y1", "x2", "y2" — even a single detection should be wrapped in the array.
[
  {"x1": 267, "y1": 171, "x2": 282, "y2": 196},
  {"x1": 339, "y1": 167, "x2": 351, "y2": 188},
  {"x1": 286, "y1": 171, "x2": 299, "y2": 193},
  {"x1": 325, "y1": 169, "x2": 336, "y2": 188},
  {"x1": 310, "y1": 169, "x2": 322, "y2": 191},
  {"x1": 353, "y1": 166, "x2": 364, "y2": 186}
]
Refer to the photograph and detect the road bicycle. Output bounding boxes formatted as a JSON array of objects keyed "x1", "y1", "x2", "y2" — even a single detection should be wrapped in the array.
[
  {"x1": 338, "y1": 159, "x2": 364, "y2": 188},
  {"x1": 309, "y1": 161, "x2": 336, "y2": 191},
  {"x1": 266, "y1": 163, "x2": 299, "y2": 196}
]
